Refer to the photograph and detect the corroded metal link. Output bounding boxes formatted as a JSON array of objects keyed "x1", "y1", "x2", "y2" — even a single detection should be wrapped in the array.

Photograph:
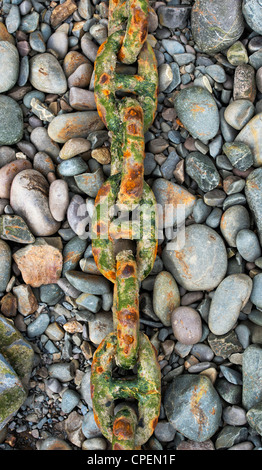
[
  {"x1": 112, "y1": 406, "x2": 139, "y2": 450},
  {"x1": 114, "y1": 250, "x2": 139, "y2": 369},
  {"x1": 91, "y1": 174, "x2": 158, "y2": 283},
  {"x1": 108, "y1": 0, "x2": 149, "y2": 64},
  {"x1": 90, "y1": 332, "x2": 161, "y2": 447}
]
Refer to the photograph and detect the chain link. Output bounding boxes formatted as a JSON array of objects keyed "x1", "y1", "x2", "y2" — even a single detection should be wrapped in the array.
[{"x1": 90, "y1": 0, "x2": 161, "y2": 450}]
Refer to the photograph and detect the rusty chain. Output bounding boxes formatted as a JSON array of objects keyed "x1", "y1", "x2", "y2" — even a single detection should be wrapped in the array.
[{"x1": 90, "y1": 0, "x2": 161, "y2": 450}]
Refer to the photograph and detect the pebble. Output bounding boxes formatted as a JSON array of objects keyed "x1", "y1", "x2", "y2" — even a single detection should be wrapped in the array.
[
  {"x1": 66, "y1": 194, "x2": 89, "y2": 237},
  {"x1": 0, "y1": 96, "x2": 24, "y2": 146},
  {"x1": 49, "y1": 180, "x2": 69, "y2": 222},
  {"x1": 164, "y1": 374, "x2": 222, "y2": 441},
  {"x1": 158, "y1": 5, "x2": 191, "y2": 30},
  {"x1": 0, "y1": 42, "x2": 19, "y2": 93},
  {"x1": 162, "y1": 224, "x2": 227, "y2": 291},
  {"x1": 88, "y1": 311, "x2": 113, "y2": 345},
  {"x1": 236, "y1": 229, "x2": 261, "y2": 262},
  {"x1": 153, "y1": 271, "x2": 180, "y2": 326},
  {"x1": 235, "y1": 113, "x2": 262, "y2": 166},
  {"x1": 47, "y1": 111, "x2": 104, "y2": 144},
  {"x1": 185, "y1": 152, "x2": 220, "y2": 192},
  {"x1": 0, "y1": 240, "x2": 11, "y2": 293},
  {"x1": 242, "y1": 344, "x2": 262, "y2": 410},
  {"x1": 250, "y1": 273, "x2": 262, "y2": 309},
  {"x1": 171, "y1": 306, "x2": 202, "y2": 345},
  {"x1": 61, "y1": 389, "x2": 80, "y2": 413},
  {"x1": 27, "y1": 313, "x2": 50, "y2": 338},
  {"x1": 227, "y1": 41, "x2": 249, "y2": 66},
  {"x1": 233, "y1": 64, "x2": 256, "y2": 102},
  {"x1": 10, "y1": 169, "x2": 60, "y2": 237},
  {"x1": 48, "y1": 361, "x2": 75, "y2": 383},
  {"x1": 222, "y1": 142, "x2": 254, "y2": 171},
  {"x1": 242, "y1": 0, "x2": 262, "y2": 35},
  {"x1": 220, "y1": 205, "x2": 250, "y2": 247},
  {"x1": 13, "y1": 284, "x2": 38, "y2": 316},
  {"x1": 29, "y1": 53, "x2": 67, "y2": 94},
  {"x1": 38, "y1": 437, "x2": 72, "y2": 450},
  {"x1": 65, "y1": 270, "x2": 111, "y2": 295},
  {"x1": 224, "y1": 100, "x2": 255, "y2": 131},
  {"x1": 245, "y1": 168, "x2": 262, "y2": 244},
  {"x1": 191, "y1": 0, "x2": 244, "y2": 54},
  {"x1": 174, "y1": 86, "x2": 219, "y2": 144},
  {"x1": 208, "y1": 274, "x2": 253, "y2": 335}
]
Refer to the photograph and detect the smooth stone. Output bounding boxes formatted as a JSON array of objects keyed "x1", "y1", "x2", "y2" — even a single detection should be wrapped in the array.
[
  {"x1": 220, "y1": 205, "x2": 250, "y2": 247},
  {"x1": 20, "y1": 11, "x2": 39, "y2": 33},
  {"x1": 0, "y1": 240, "x2": 11, "y2": 292},
  {"x1": 223, "y1": 193, "x2": 247, "y2": 210},
  {"x1": 0, "y1": 147, "x2": 16, "y2": 167},
  {"x1": 82, "y1": 438, "x2": 107, "y2": 451},
  {"x1": 69, "y1": 87, "x2": 96, "y2": 110},
  {"x1": 191, "y1": 0, "x2": 244, "y2": 54},
  {"x1": 164, "y1": 62, "x2": 181, "y2": 93},
  {"x1": 23, "y1": 90, "x2": 45, "y2": 109},
  {"x1": 74, "y1": 168, "x2": 105, "y2": 198},
  {"x1": 192, "y1": 198, "x2": 212, "y2": 223},
  {"x1": 82, "y1": 411, "x2": 102, "y2": 439},
  {"x1": 236, "y1": 229, "x2": 261, "y2": 262},
  {"x1": 242, "y1": 344, "x2": 262, "y2": 410},
  {"x1": 162, "y1": 39, "x2": 184, "y2": 55},
  {"x1": 48, "y1": 361, "x2": 75, "y2": 382},
  {"x1": 246, "y1": 402, "x2": 262, "y2": 435},
  {"x1": 34, "y1": 152, "x2": 55, "y2": 177},
  {"x1": 153, "y1": 271, "x2": 180, "y2": 326},
  {"x1": 250, "y1": 273, "x2": 262, "y2": 309},
  {"x1": 171, "y1": 306, "x2": 202, "y2": 345},
  {"x1": 215, "y1": 377, "x2": 242, "y2": 404},
  {"x1": 243, "y1": 0, "x2": 262, "y2": 35},
  {"x1": 81, "y1": 34, "x2": 99, "y2": 63},
  {"x1": 59, "y1": 138, "x2": 91, "y2": 161},
  {"x1": 224, "y1": 100, "x2": 255, "y2": 131},
  {"x1": 245, "y1": 168, "x2": 262, "y2": 244},
  {"x1": 65, "y1": 270, "x2": 111, "y2": 295},
  {"x1": 79, "y1": 258, "x2": 100, "y2": 275},
  {"x1": 235, "y1": 113, "x2": 262, "y2": 167},
  {"x1": 215, "y1": 425, "x2": 248, "y2": 449},
  {"x1": 0, "y1": 96, "x2": 24, "y2": 146},
  {"x1": 223, "y1": 406, "x2": 247, "y2": 426},
  {"x1": 158, "y1": 5, "x2": 191, "y2": 29},
  {"x1": 27, "y1": 312, "x2": 50, "y2": 338},
  {"x1": 0, "y1": 159, "x2": 32, "y2": 199},
  {"x1": 164, "y1": 374, "x2": 222, "y2": 441},
  {"x1": 80, "y1": 368, "x2": 92, "y2": 408},
  {"x1": 223, "y1": 175, "x2": 246, "y2": 195},
  {"x1": 61, "y1": 389, "x2": 80, "y2": 413},
  {"x1": 39, "y1": 437, "x2": 72, "y2": 451},
  {"x1": 227, "y1": 41, "x2": 249, "y2": 66},
  {"x1": 233, "y1": 64, "x2": 256, "y2": 102},
  {"x1": 0, "y1": 22, "x2": 15, "y2": 44},
  {"x1": 0, "y1": 353, "x2": 26, "y2": 431},
  {"x1": 10, "y1": 169, "x2": 60, "y2": 236},
  {"x1": 0, "y1": 214, "x2": 35, "y2": 244},
  {"x1": 203, "y1": 189, "x2": 226, "y2": 207},
  {"x1": 30, "y1": 127, "x2": 60, "y2": 160},
  {"x1": 208, "y1": 274, "x2": 253, "y2": 335},
  {"x1": 29, "y1": 53, "x2": 67, "y2": 94},
  {"x1": 205, "y1": 64, "x2": 226, "y2": 83},
  {"x1": 13, "y1": 284, "x2": 38, "y2": 316},
  {"x1": 57, "y1": 157, "x2": 89, "y2": 177},
  {"x1": 6, "y1": 5, "x2": 20, "y2": 34},
  {"x1": 88, "y1": 311, "x2": 113, "y2": 345},
  {"x1": 0, "y1": 42, "x2": 19, "y2": 93},
  {"x1": 185, "y1": 152, "x2": 220, "y2": 192},
  {"x1": 223, "y1": 142, "x2": 253, "y2": 171},
  {"x1": 162, "y1": 224, "x2": 227, "y2": 291},
  {"x1": 62, "y1": 236, "x2": 88, "y2": 276},
  {"x1": 66, "y1": 194, "x2": 89, "y2": 237},
  {"x1": 152, "y1": 178, "x2": 196, "y2": 228},
  {"x1": 177, "y1": 440, "x2": 215, "y2": 451},
  {"x1": 158, "y1": 63, "x2": 173, "y2": 92},
  {"x1": 76, "y1": 293, "x2": 101, "y2": 314},
  {"x1": 49, "y1": 179, "x2": 69, "y2": 222},
  {"x1": 29, "y1": 30, "x2": 46, "y2": 53},
  {"x1": 13, "y1": 238, "x2": 63, "y2": 287},
  {"x1": 174, "y1": 86, "x2": 219, "y2": 144},
  {"x1": 47, "y1": 111, "x2": 104, "y2": 144},
  {"x1": 39, "y1": 284, "x2": 64, "y2": 305},
  {"x1": 47, "y1": 31, "x2": 68, "y2": 59},
  {"x1": 63, "y1": 51, "x2": 89, "y2": 77}
]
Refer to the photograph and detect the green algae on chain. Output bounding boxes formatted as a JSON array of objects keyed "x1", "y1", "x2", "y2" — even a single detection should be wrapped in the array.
[
  {"x1": 114, "y1": 250, "x2": 139, "y2": 369},
  {"x1": 91, "y1": 176, "x2": 158, "y2": 283},
  {"x1": 108, "y1": 0, "x2": 149, "y2": 64},
  {"x1": 90, "y1": 332, "x2": 161, "y2": 447}
]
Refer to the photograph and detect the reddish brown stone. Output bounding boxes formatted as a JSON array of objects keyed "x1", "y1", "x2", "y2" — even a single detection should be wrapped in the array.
[
  {"x1": 0, "y1": 292, "x2": 17, "y2": 317},
  {"x1": 13, "y1": 284, "x2": 38, "y2": 316},
  {"x1": 13, "y1": 238, "x2": 63, "y2": 288}
]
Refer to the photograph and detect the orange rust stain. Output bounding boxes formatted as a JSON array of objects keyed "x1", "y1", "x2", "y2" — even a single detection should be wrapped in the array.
[
  {"x1": 113, "y1": 418, "x2": 133, "y2": 440},
  {"x1": 99, "y1": 73, "x2": 110, "y2": 85}
]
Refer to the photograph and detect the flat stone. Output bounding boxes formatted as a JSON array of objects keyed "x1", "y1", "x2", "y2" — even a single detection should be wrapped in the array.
[
  {"x1": 30, "y1": 127, "x2": 60, "y2": 159},
  {"x1": 62, "y1": 236, "x2": 88, "y2": 276},
  {"x1": 0, "y1": 159, "x2": 32, "y2": 199},
  {"x1": 65, "y1": 270, "x2": 111, "y2": 295},
  {"x1": 171, "y1": 306, "x2": 202, "y2": 345},
  {"x1": 10, "y1": 169, "x2": 60, "y2": 236},
  {"x1": 152, "y1": 178, "x2": 196, "y2": 228},
  {"x1": 158, "y1": 5, "x2": 191, "y2": 29},
  {"x1": 233, "y1": 64, "x2": 256, "y2": 102},
  {"x1": 243, "y1": 0, "x2": 262, "y2": 35},
  {"x1": 164, "y1": 374, "x2": 222, "y2": 441},
  {"x1": 0, "y1": 96, "x2": 24, "y2": 146},
  {"x1": 250, "y1": 273, "x2": 262, "y2": 309},
  {"x1": 0, "y1": 240, "x2": 11, "y2": 293},
  {"x1": 13, "y1": 284, "x2": 38, "y2": 316},
  {"x1": 224, "y1": 100, "x2": 255, "y2": 131},
  {"x1": 57, "y1": 157, "x2": 89, "y2": 177},
  {"x1": 0, "y1": 214, "x2": 35, "y2": 244},
  {"x1": 162, "y1": 224, "x2": 227, "y2": 291},
  {"x1": 39, "y1": 284, "x2": 64, "y2": 306},
  {"x1": 208, "y1": 274, "x2": 253, "y2": 335},
  {"x1": 223, "y1": 142, "x2": 254, "y2": 171},
  {"x1": 174, "y1": 86, "x2": 219, "y2": 144},
  {"x1": 47, "y1": 111, "x2": 104, "y2": 144},
  {"x1": 69, "y1": 87, "x2": 96, "y2": 110},
  {"x1": 235, "y1": 113, "x2": 262, "y2": 166},
  {"x1": 59, "y1": 138, "x2": 91, "y2": 160},
  {"x1": 0, "y1": 41, "x2": 19, "y2": 93},
  {"x1": 208, "y1": 331, "x2": 243, "y2": 359},
  {"x1": 153, "y1": 271, "x2": 180, "y2": 326},
  {"x1": 74, "y1": 168, "x2": 105, "y2": 198},
  {"x1": 220, "y1": 205, "x2": 250, "y2": 247},
  {"x1": 49, "y1": 179, "x2": 69, "y2": 222},
  {"x1": 63, "y1": 51, "x2": 89, "y2": 77},
  {"x1": 185, "y1": 152, "x2": 220, "y2": 192},
  {"x1": 13, "y1": 238, "x2": 63, "y2": 287},
  {"x1": 191, "y1": 0, "x2": 244, "y2": 54},
  {"x1": 66, "y1": 194, "x2": 89, "y2": 237},
  {"x1": 29, "y1": 53, "x2": 67, "y2": 94},
  {"x1": 242, "y1": 344, "x2": 262, "y2": 410},
  {"x1": 245, "y1": 168, "x2": 262, "y2": 244},
  {"x1": 76, "y1": 292, "x2": 102, "y2": 314},
  {"x1": 236, "y1": 229, "x2": 261, "y2": 262}
]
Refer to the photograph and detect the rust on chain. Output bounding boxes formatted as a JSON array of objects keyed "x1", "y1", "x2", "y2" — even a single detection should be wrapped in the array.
[{"x1": 90, "y1": 0, "x2": 160, "y2": 451}]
